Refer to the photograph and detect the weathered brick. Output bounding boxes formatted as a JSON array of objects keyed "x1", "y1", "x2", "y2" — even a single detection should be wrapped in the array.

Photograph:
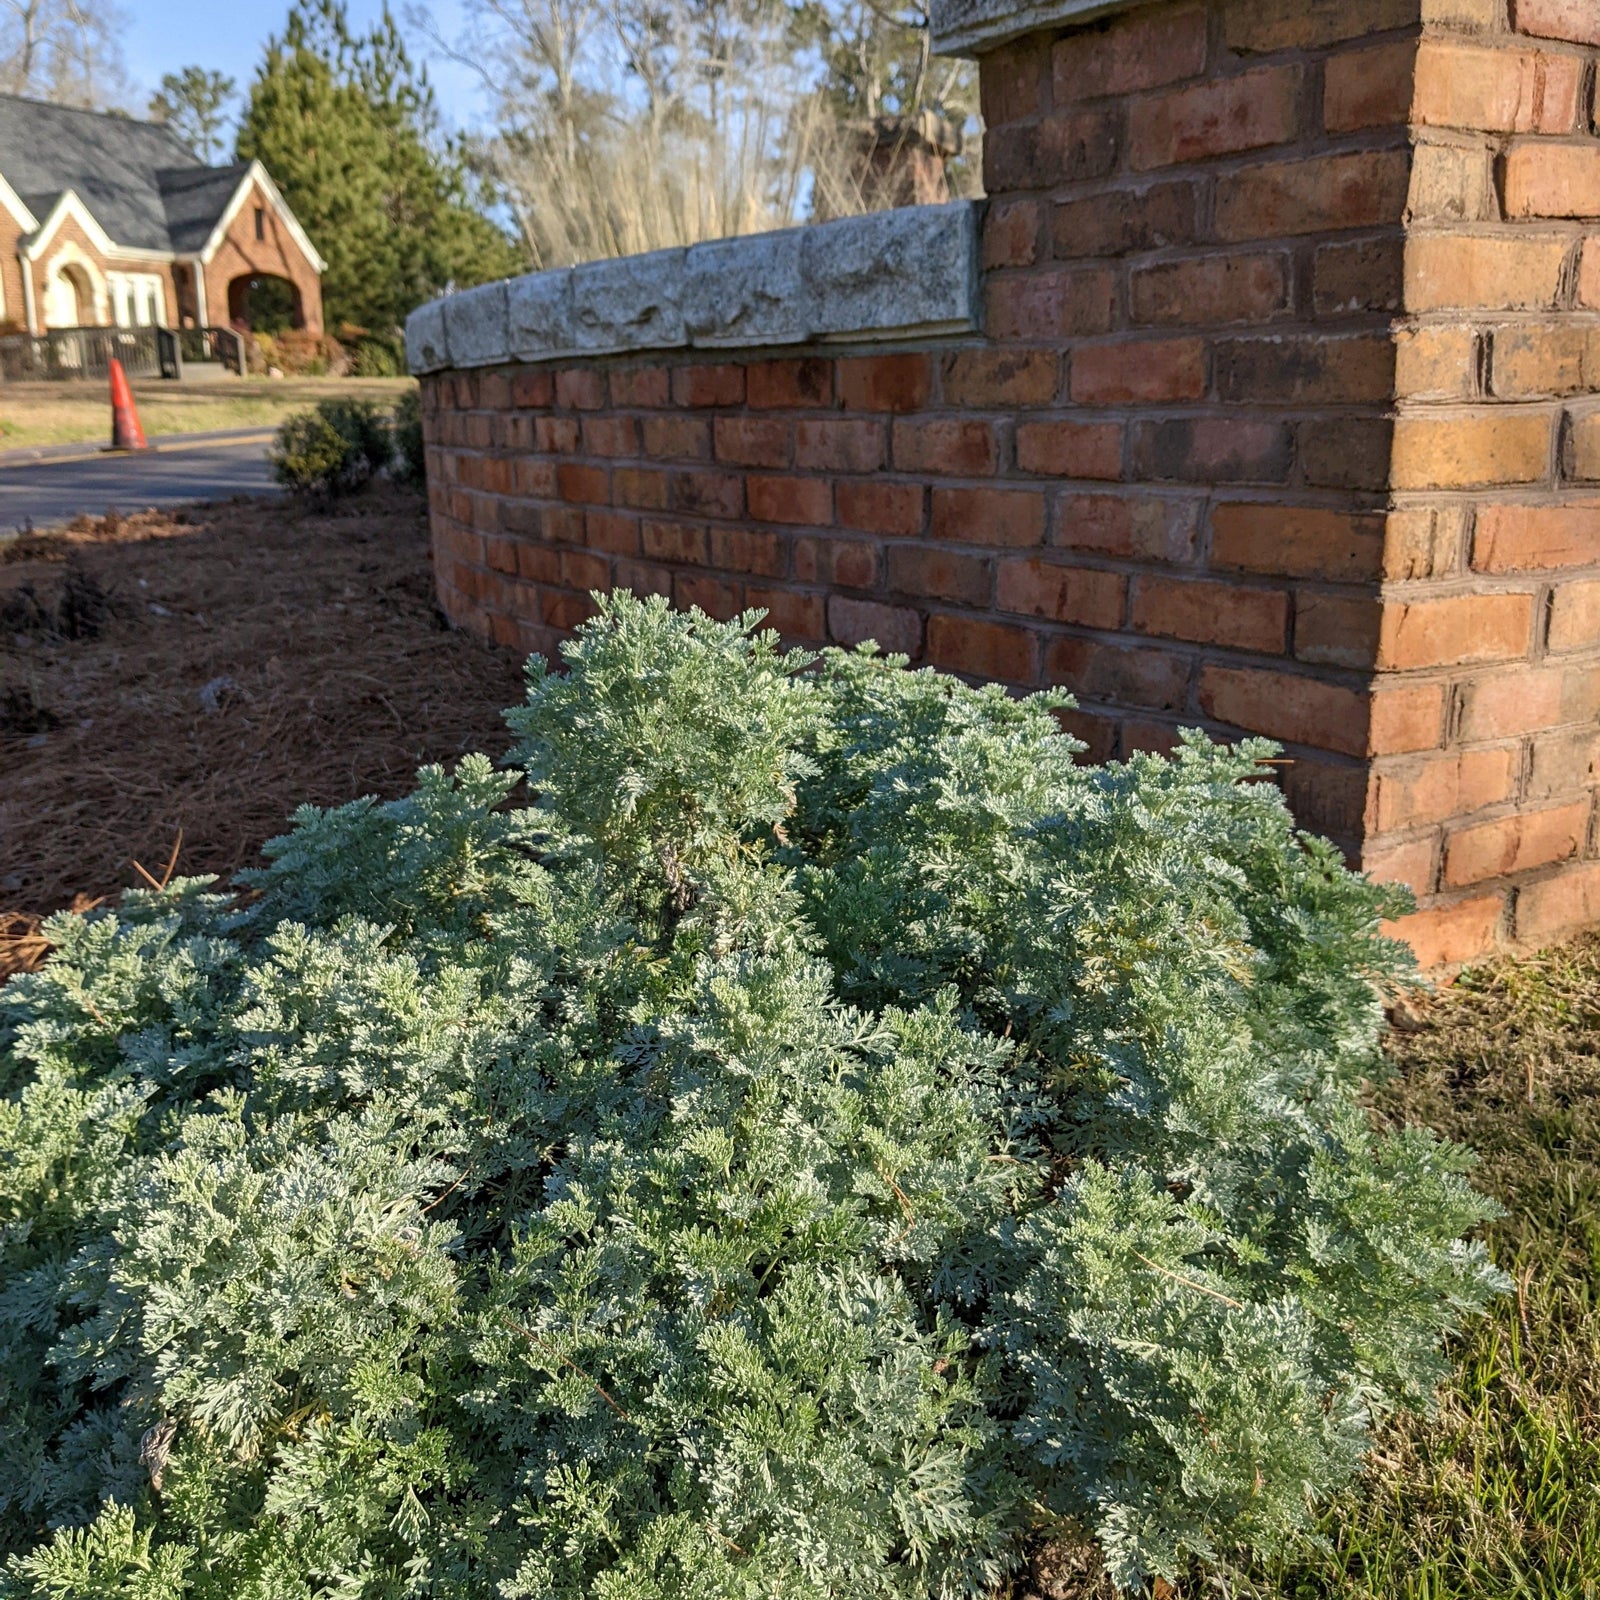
[
  {"x1": 1214, "y1": 150, "x2": 1412, "y2": 242},
  {"x1": 1406, "y1": 234, "x2": 1570, "y2": 310},
  {"x1": 1131, "y1": 417, "x2": 1295, "y2": 483},
  {"x1": 1324, "y1": 39, "x2": 1418, "y2": 132},
  {"x1": 1214, "y1": 332, "x2": 1394, "y2": 403},
  {"x1": 983, "y1": 199, "x2": 1040, "y2": 269},
  {"x1": 745, "y1": 585, "x2": 826, "y2": 639},
  {"x1": 828, "y1": 595, "x2": 922, "y2": 656},
  {"x1": 1362, "y1": 835, "x2": 1438, "y2": 891},
  {"x1": 988, "y1": 268, "x2": 1118, "y2": 339},
  {"x1": 709, "y1": 526, "x2": 786, "y2": 577},
  {"x1": 1457, "y1": 662, "x2": 1600, "y2": 738},
  {"x1": 714, "y1": 415, "x2": 791, "y2": 468},
  {"x1": 1415, "y1": 41, "x2": 1583, "y2": 132},
  {"x1": 543, "y1": 590, "x2": 599, "y2": 631},
  {"x1": 1492, "y1": 324, "x2": 1600, "y2": 398},
  {"x1": 1071, "y1": 337, "x2": 1206, "y2": 403},
  {"x1": 1045, "y1": 636, "x2": 1192, "y2": 710},
  {"x1": 1054, "y1": 492, "x2": 1201, "y2": 562},
  {"x1": 1390, "y1": 411, "x2": 1552, "y2": 488},
  {"x1": 556, "y1": 368, "x2": 606, "y2": 410},
  {"x1": 674, "y1": 572, "x2": 743, "y2": 618},
  {"x1": 1581, "y1": 240, "x2": 1600, "y2": 309},
  {"x1": 748, "y1": 474, "x2": 833, "y2": 526},
  {"x1": 1385, "y1": 893, "x2": 1504, "y2": 968},
  {"x1": 1408, "y1": 141, "x2": 1497, "y2": 224},
  {"x1": 641, "y1": 519, "x2": 709, "y2": 565},
  {"x1": 1571, "y1": 409, "x2": 1600, "y2": 481},
  {"x1": 1504, "y1": 142, "x2": 1600, "y2": 218},
  {"x1": 836, "y1": 353, "x2": 932, "y2": 412},
  {"x1": 672, "y1": 364, "x2": 746, "y2": 407},
  {"x1": 559, "y1": 548, "x2": 610, "y2": 591},
  {"x1": 980, "y1": 36, "x2": 1046, "y2": 126},
  {"x1": 887, "y1": 545, "x2": 994, "y2": 606},
  {"x1": 1131, "y1": 251, "x2": 1291, "y2": 325},
  {"x1": 1369, "y1": 747, "x2": 1517, "y2": 830},
  {"x1": 1296, "y1": 592, "x2": 1382, "y2": 667},
  {"x1": 985, "y1": 110, "x2": 1121, "y2": 191},
  {"x1": 1197, "y1": 664, "x2": 1370, "y2": 756},
  {"x1": 747, "y1": 358, "x2": 833, "y2": 409},
  {"x1": 642, "y1": 415, "x2": 710, "y2": 460},
  {"x1": 893, "y1": 418, "x2": 1000, "y2": 475},
  {"x1": 1512, "y1": 0, "x2": 1600, "y2": 44},
  {"x1": 1314, "y1": 237, "x2": 1405, "y2": 315},
  {"x1": 1517, "y1": 863, "x2": 1600, "y2": 945},
  {"x1": 1223, "y1": 0, "x2": 1419, "y2": 53},
  {"x1": 1377, "y1": 592, "x2": 1533, "y2": 668},
  {"x1": 1299, "y1": 416, "x2": 1395, "y2": 492},
  {"x1": 1052, "y1": 4, "x2": 1207, "y2": 102},
  {"x1": 535, "y1": 415, "x2": 580, "y2": 453},
  {"x1": 614, "y1": 466, "x2": 669, "y2": 509},
  {"x1": 837, "y1": 480, "x2": 925, "y2": 537},
  {"x1": 932, "y1": 487, "x2": 1047, "y2": 547},
  {"x1": 942, "y1": 348, "x2": 1060, "y2": 406},
  {"x1": 585, "y1": 509, "x2": 641, "y2": 556},
  {"x1": 927, "y1": 614, "x2": 1037, "y2": 682},
  {"x1": 615, "y1": 559, "x2": 674, "y2": 600},
  {"x1": 1395, "y1": 324, "x2": 1478, "y2": 398},
  {"x1": 1052, "y1": 181, "x2": 1200, "y2": 259},
  {"x1": 1133, "y1": 574, "x2": 1289, "y2": 652},
  {"x1": 512, "y1": 369, "x2": 555, "y2": 408},
  {"x1": 793, "y1": 535, "x2": 878, "y2": 589},
  {"x1": 669, "y1": 469, "x2": 744, "y2": 519},
  {"x1": 1129, "y1": 67, "x2": 1302, "y2": 171},
  {"x1": 1527, "y1": 725, "x2": 1600, "y2": 798},
  {"x1": 1211, "y1": 504, "x2": 1386, "y2": 581},
  {"x1": 581, "y1": 415, "x2": 637, "y2": 457},
  {"x1": 1386, "y1": 506, "x2": 1464, "y2": 582},
  {"x1": 1548, "y1": 578, "x2": 1600, "y2": 650},
  {"x1": 996, "y1": 558, "x2": 1127, "y2": 626},
  {"x1": 1473, "y1": 502, "x2": 1600, "y2": 569},
  {"x1": 795, "y1": 418, "x2": 886, "y2": 473},
  {"x1": 1444, "y1": 799, "x2": 1589, "y2": 885},
  {"x1": 1370, "y1": 682, "x2": 1449, "y2": 753},
  {"x1": 1016, "y1": 419, "x2": 1124, "y2": 479},
  {"x1": 609, "y1": 365, "x2": 669, "y2": 407}
]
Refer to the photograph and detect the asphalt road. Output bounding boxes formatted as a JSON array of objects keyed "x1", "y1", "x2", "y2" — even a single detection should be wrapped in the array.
[{"x1": 0, "y1": 429, "x2": 280, "y2": 533}]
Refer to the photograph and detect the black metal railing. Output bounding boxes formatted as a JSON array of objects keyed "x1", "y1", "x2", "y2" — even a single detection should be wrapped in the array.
[{"x1": 0, "y1": 324, "x2": 246, "y2": 382}]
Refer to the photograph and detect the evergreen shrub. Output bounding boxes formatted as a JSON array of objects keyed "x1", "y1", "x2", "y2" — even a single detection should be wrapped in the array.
[
  {"x1": 270, "y1": 399, "x2": 395, "y2": 500},
  {"x1": 0, "y1": 596, "x2": 1505, "y2": 1596}
]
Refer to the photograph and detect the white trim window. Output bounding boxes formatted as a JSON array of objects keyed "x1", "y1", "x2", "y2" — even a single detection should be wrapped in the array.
[{"x1": 108, "y1": 272, "x2": 167, "y2": 328}]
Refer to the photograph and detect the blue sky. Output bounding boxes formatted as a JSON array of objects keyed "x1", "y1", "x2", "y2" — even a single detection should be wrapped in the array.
[{"x1": 123, "y1": 0, "x2": 483, "y2": 134}]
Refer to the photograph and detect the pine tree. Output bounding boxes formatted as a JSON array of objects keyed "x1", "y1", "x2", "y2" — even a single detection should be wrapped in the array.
[
  {"x1": 235, "y1": 0, "x2": 522, "y2": 332},
  {"x1": 0, "y1": 596, "x2": 1505, "y2": 1597}
]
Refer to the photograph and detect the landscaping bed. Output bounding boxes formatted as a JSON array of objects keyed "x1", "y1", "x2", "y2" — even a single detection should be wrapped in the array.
[
  {"x1": 0, "y1": 483, "x2": 522, "y2": 975},
  {"x1": 0, "y1": 490, "x2": 1594, "y2": 1597}
]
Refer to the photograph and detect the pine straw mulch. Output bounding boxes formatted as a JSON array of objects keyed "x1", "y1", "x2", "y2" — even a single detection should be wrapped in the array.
[{"x1": 0, "y1": 484, "x2": 525, "y2": 980}]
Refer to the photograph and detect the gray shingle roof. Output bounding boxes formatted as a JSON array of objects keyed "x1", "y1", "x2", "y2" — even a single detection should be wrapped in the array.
[{"x1": 0, "y1": 93, "x2": 246, "y2": 254}]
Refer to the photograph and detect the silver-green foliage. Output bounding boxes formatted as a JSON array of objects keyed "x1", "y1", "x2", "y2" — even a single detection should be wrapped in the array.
[{"x1": 0, "y1": 595, "x2": 1505, "y2": 1597}]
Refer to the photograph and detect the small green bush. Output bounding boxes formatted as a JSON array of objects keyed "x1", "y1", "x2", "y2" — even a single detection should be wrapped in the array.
[
  {"x1": 269, "y1": 399, "x2": 393, "y2": 499},
  {"x1": 0, "y1": 596, "x2": 1504, "y2": 1597},
  {"x1": 392, "y1": 388, "x2": 425, "y2": 484},
  {"x1": 352, "y1": 333, "x2": 406, "y2": 378}
]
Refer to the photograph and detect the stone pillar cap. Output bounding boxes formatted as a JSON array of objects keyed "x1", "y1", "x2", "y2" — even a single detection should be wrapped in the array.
[{"x1": 931, "y1": 0, "x2": 1143, "y2": 56}]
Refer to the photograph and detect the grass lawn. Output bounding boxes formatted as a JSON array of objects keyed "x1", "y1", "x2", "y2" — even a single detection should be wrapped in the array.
[
  {"x1": 0, "y1": 375, "x2": 414, "y2": 449},
  {"x1": 1234, "y1": 937, "x2": 1600, "y2": 1600}
]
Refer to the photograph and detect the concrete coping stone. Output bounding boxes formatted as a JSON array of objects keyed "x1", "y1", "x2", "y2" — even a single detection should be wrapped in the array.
[
  {"x1": 929, "y1": 0, "x2": 1143, "y2": 56},
  {"x1": 406, "y1": 200, "x2": 981, "y2": 375}
]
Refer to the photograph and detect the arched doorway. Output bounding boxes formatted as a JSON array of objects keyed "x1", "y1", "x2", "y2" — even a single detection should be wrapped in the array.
[
  {"x1": 227, "y1": 273, "x2": 303, "y2": 333},
  {"x1": 43, "y1": 261, "x2": 94, "y2": 328}
]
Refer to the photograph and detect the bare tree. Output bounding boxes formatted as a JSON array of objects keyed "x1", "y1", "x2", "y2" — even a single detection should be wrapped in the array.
[{"x1": 0, "y1": 0, "x2": 135, "y2": 109}]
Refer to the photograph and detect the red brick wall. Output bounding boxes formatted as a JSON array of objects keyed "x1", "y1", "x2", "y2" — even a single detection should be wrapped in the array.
[
  {"x1": 420, "y1": 0, "x2": 1600, "y2": 966},
  {"x1": 203, "y1": 179, "x2": 324, "y2": 335}
]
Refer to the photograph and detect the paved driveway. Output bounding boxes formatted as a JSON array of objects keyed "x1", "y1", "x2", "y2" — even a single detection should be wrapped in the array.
[{"x1": 0, "y1": 429, "x2": 280, "y2": 533}]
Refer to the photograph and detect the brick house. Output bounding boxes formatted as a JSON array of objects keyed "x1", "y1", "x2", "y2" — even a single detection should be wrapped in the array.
[{"x1": 0, "y1": 92, "x2": 324, "y2": 338}]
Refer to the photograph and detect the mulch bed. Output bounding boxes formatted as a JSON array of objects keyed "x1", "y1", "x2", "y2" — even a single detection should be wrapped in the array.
[{"x1": 0, "y1": 485, "x2": 524, "y2": 979}]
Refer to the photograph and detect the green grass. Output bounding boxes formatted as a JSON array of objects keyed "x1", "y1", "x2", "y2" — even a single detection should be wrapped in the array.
[
  {"x1": 1236, "y1": 936, "x2": 1600, "y2": 1600},
  {"x1": 0, "y1": 376, "x2": 414, "y2": 449}
]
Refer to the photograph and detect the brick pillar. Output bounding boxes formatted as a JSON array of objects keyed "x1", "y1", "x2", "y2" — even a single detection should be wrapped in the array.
[{"x1": 964, "y1": 0, "x2": 1600, "y2": 963}]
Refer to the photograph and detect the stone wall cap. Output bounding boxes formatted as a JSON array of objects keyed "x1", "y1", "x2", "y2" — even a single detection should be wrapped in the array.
[
  {"x1": 930, "y1": 0, "x2": 1141, "y2": 56},
  {"x1": 406, "y1": 200, "x2": 982, "y2": 374}
]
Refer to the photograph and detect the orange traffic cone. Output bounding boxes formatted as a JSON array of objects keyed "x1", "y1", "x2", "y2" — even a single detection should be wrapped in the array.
[{"x1": 108, "y1": 359, "x2": 148, "y2": 452}]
